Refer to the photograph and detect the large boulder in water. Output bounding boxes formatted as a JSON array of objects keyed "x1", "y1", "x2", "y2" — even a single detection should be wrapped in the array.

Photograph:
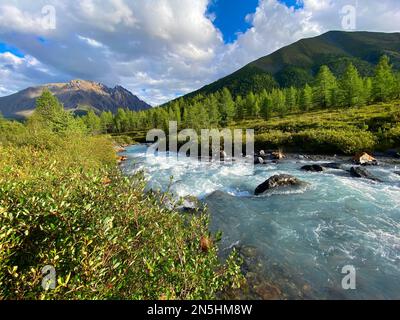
[
  {"x1": 350, "y1": 167, "x2": 382, "y2": 182},
  {"x1": 320, "y1": 162, "x2": 344, "y2": 170},
  {"x1": 254, "y1": 157, "x2": 264, "y2": 165},
  {"x1": 271, "y1": 150, "x2": 285, "y2": 160},
  {"x1": 255, "y1": 174, "x2": 305, "y2": 195},
  {"x1": 301, "y1": 164, "x2": 325, "y2": 172},
  {"x1": 353, "y1": 152, "x2": 378, "y2": 166}
]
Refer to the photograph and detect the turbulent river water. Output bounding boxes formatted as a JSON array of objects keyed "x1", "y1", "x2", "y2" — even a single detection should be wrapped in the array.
[{"x1": 122, "y1": 144, "x2": 400, "y2": 300}]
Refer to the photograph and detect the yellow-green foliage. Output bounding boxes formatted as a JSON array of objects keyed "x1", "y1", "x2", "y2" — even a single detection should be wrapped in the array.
[
  {"x1": 247, "y1": 102, "x2": 400, "y2": 154},
  {"x1": 0, "y1": 139, "x2": 242, "y2": 300}
]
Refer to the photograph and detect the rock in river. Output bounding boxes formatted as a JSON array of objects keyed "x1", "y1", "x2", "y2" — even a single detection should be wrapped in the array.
[
  {"x1": 350, "y1": 167, "x2": 382, "y2": 182},
  {"x1": 320, "y1": 162, "x2": 344, "y2": 170},
  {"x1": 353, "y1": 152, "x2": 378, "y2": 166},
  {"x1": 271, "y1": 150, "x2": 285, "y2": 160},
  {"x1": 301, "y1": 164, "x2": 325, "y2": 172},
  {"x1": 255, "y1": 174, "x2": 305, "y2": 195}
]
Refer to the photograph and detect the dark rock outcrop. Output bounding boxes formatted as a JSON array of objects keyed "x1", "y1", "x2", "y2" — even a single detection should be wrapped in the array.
[
  {"x1": 320, "y1": 162, "x2": 344, "y2": 170},
  {"x1": 350, "y1": 167, "x2": 382, "y2": 182},
  {"x1": 255, "y1": 174, "x2": 305, "y2": 195},
  {"x1": 301, "y1": 164, "x2": 325, "y2": 172}
]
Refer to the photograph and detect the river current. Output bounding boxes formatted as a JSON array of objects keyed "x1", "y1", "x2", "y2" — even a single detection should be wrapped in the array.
[{"x1": 122, "y1": 144, "x2": 400, "y2": 299}]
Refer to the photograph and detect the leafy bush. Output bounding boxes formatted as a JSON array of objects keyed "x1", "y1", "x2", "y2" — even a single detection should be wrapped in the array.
[
  {"x1": 294, "y1": 129, "x2": 377, "y2": 154},
  {"x1": 0, "y1": 141, "x2": 242, "y2": 300},
  {"x1": 255, "y1": 130, "x2": 293, "y2": 149},
  {"x1": 254, "y1": 128, "x2": 377, "y2": 154}
]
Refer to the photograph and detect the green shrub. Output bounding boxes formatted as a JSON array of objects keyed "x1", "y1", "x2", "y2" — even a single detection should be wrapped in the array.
[
  {"x1": 294, "y1": 128, "x2": 377, "y2": 154},
  {"x1": 255, "y1": 130, "x2": 293, "y2": 149},
  {"x1": 254, "y1": 128, "x2": 377, "y2": 154},
  {"x1": 0, "y1": 141, "x2": 242, "y2": 300}
]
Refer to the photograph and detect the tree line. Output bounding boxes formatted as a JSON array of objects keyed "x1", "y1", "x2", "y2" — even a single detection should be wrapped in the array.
[{"x1": 83, "y1": 55, "x2": 400, "y2": 134}]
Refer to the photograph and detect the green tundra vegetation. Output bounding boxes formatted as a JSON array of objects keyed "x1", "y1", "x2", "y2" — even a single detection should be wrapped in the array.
[
  {"x1": 0, "y1": 91, "x2": 243, "y2": 300},
  {"x1": 90, "y1": 56, "x2": 400, "y2": 154}
]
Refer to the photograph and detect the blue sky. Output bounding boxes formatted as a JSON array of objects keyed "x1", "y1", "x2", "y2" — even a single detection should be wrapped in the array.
[
  {"x1": 0, "y1": 42, "x2": 25, "y2": 58},
  {"x1": 207, "y1": 0, "x2": 303, "y2": 43},
  {"x1": 0, "y1": 0, "x2": 399, "y2": 104},
  {"x1": 0, "y1": 1, "x2": 302, "y2": 55}
]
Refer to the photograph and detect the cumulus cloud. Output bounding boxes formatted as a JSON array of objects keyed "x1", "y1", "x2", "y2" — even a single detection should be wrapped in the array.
[{"x1": 0, "y1": 0, "x2": 399, "y2": 105}]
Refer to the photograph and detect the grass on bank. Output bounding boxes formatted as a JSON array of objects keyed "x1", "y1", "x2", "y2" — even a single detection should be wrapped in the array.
[
  {"x1": 247, "y1": 101, "x2": 400, "y2": 154},
  {"x1": 0, "y1": 93, "x2": 243, "y2": 300}
]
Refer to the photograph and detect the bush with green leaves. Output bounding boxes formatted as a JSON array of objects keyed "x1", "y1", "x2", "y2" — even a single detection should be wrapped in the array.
[
  {"x1": 0, "y1": 143, "x2": 243, "y2": 300},
  {"x1": 294, "y1": 128, "x2": 377, "y2": 154},
  {"x1": 0, "y1": 91, "x2": 243, "y2": 300},
  {"x1": 254, "y1": 127, "x2": 377, "y2": 154}
]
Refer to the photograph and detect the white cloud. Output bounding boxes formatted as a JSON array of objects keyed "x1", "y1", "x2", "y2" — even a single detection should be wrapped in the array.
[
  {"x1": 77, "y1": 35, "x2": 105, "y2": 48},
  {"x1": 0, "y1": 0, "x2": 399, "y2": 105}
]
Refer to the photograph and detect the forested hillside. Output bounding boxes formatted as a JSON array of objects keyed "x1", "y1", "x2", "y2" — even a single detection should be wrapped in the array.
[
  {"x1": 85, "y1": 55, "x2": 400, "y2": 154},
  {"x1": 186, "y1": 31, "x2": 400, "y2": 97}
]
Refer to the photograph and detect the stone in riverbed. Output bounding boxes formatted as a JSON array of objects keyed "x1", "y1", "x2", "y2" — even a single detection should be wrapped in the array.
[
  {"x1": 271, "y1": 150, "x2": 285, "y2": 160},
  {"x1": 177, "y1": 196, "x2": 203, "y2": 212},
  {"x1": 353, "y1": 152, "x2": 378, "y2": 166},
  {"x1": 255, "y1": 174, "x2": 305, "y2": 195},
  {"x1": 254, "y1": 157, "x2": 264, "y2": 165},
  {"x1": 350, "y1": 167, "x2": 382, "y2": 182},
  {"x1": 163, "y1": 195, "x2": 202, "y2": 213},
  {"x1": 320, "y1": 162, "x2": 344, "y2": 170},
  {"x1": 394, "y1": 171, "x2": 400, "y2": 176},
  {"x1": 301, "y1": 164, "x2": 325, "y2": 172}
]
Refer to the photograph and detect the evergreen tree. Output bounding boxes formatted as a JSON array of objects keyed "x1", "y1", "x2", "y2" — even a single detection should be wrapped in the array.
[
  {"x1": 114, "y1": 108, "x2": 129, "y2": 133},
  {"x1": 172, "y1": 103, "x2": 181, "y2": 126},
  {"x1": 83, "y1": 109, "x2": 101, "y2": 134},
  {"x1": 313, "y1": 65, "x2": 337, "y2": 108},
  {"x1": 372, "y1": 55, "x2": 396, "y2": 102},
  {"x1": 363, "y1": 78, "x2": 373, "y2": 105},
  {"x1": 285, "y1": 87, "x2": 297, "y2": 111},
  {"x1": 271, "y1": 89, "x2": 286, "y2": 117},
  {"x1": 395, "y1": 72, "x2": 400, "y2": 99},
  {"x1": 300, "y1": 84, "x2": 313, "y2": 111},
  {"x1": 235, "y1": 95, "x2": 245, "y2": 121},
  {"x1": 207, "y1": 95, "x2": 221, "y2": 127},
  {"x1": 340, "y1": 63, "x2": 364, "y2": 107},
  {"x1": 245, "y1": 92, "x2": 256, "y2": 118},
  {"x1": 260, "y1": 93, "x2": 272, "y2": 121},
  {"x1": 254, "y1": 99, "x2": 261, "y2": 118},
  {"x1": 30, "y1": 89, "x2": 76, "y2": 133},
  {"x1": 220, "y1": 88, "x2": 235, "y2": 125}
]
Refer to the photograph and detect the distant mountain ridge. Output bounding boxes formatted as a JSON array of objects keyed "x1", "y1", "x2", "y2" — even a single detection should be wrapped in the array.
[
  {"x1": 0, "y1": 80, "x2": 152, "y2": 119},
  {"x1": 185, "y1": 31, "x2": 400, "y2": 98}
]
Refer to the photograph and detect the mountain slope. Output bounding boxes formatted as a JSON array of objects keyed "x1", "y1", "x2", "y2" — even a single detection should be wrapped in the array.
[
  {"x1": 187, "y1": 31, "x2": 400, "y2": 97},
  {"x1": 0, "y1": 80, "x2": 152, "y2": 119}
]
